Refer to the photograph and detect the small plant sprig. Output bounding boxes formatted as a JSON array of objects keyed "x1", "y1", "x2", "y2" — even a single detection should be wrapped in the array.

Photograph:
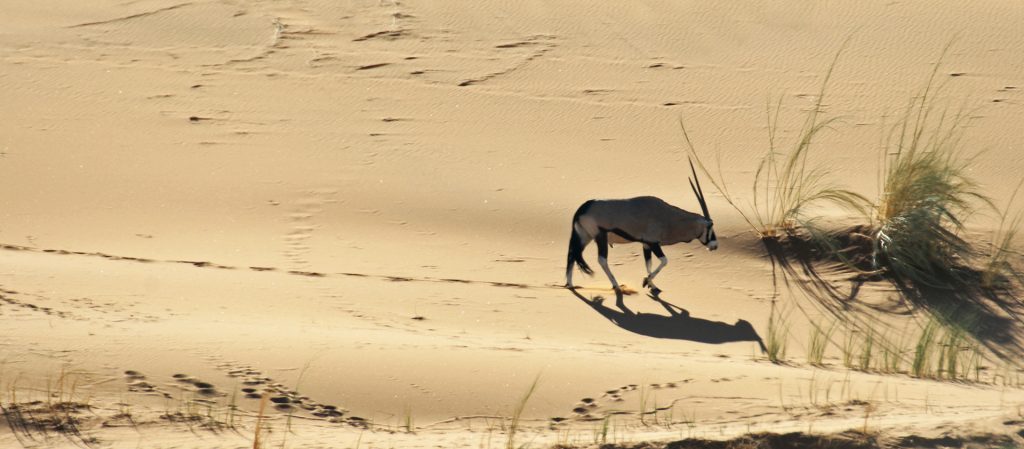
[
  {"x1": 766, "y1": 301, "x2": 790, "y2": 363},
  {"x1": 807, "y1": 320, "x2": 835, "y2": 366},
  {"x1": 911, "y1": 320, "x2": 940, "y2": 378},
  {"x1": 506, "y1": 374, "x2": 540, "y2": 449}
]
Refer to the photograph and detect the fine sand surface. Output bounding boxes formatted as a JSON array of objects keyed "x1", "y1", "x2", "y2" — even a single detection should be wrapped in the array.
[{"x1": 2, "y1": 1, "x2": 1024, "y2": 448}]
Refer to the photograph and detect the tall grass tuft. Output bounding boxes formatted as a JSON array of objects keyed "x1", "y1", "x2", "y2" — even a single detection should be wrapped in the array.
[
  {"x1": 871, "y1": 43, "x2": 990, "y2": 289},
  {"x1": 937, "y1": 326, "x2": 966, "y2": 380},
  {"x1": 807, "y1": 320, "x2": 835, "y2": 366},
  {"x1": 858, "y1": 328, "x2": 875, "y2": 371},
  {"x1": 683, "y1": 41, "x2": 868, "y2": 239},
  {"x1": 841, "y1": 328, "x2": 857, "y2": 369},
  {"x1": 911, "y1": 320, "x2": 940, "y2": 378},
  {"x1": 765, "y1": 302, "x2": 789, "y2": 363}
]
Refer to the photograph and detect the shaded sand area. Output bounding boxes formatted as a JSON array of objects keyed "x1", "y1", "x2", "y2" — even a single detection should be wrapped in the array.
[{"x1": 2, "y1": 1, "x2": 1024, "y2": 447}]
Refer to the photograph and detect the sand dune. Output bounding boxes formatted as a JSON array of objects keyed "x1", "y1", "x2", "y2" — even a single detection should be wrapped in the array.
[{"x1": 2, "y1": 1, "x2": 1024, "y2": 448}]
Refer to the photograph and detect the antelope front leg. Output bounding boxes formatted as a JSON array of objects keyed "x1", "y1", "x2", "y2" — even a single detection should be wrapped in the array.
[{"x1": 644, "y1": 243, "x2": 667, "y2": 293}]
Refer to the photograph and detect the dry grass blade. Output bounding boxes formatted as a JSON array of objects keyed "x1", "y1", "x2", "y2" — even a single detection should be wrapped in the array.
[
  {"x1": 252, "y1": 394, "x2": 269, "y2": 449},
  {"x1": 506, "y1": 374, "x2": 540, "y2": 449},
  {"x1": 766, "y1": 302, "x2": 789, "y2": 363}
]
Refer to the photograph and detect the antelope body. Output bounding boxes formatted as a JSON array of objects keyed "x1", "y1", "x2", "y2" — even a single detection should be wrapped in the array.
[{"x1": 565, "y1": 160, "x2": 717, "y2": 294}]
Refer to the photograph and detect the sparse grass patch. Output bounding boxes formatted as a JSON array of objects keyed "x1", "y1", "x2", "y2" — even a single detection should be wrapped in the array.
[
  {"x1": 0, "y1": 369, "x2": 98, "y2": 447},
  {"x1": 878, "y1": 328, "x2": 907, "y2": 374}
]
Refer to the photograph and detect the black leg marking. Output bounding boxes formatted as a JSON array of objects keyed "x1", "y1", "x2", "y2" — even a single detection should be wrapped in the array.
[
  {"x1": 650, "y1": 243, "x2": 665, "y2": 259},
  {"x1": 596, "y1": 231, "x2": 609, "y2": 259},
  {"x1": 646, "y1": 243, "x2": 667, "y2": 294},
  {"x1": 642, "y1": 245, "x2": 653, "y2": 288}
]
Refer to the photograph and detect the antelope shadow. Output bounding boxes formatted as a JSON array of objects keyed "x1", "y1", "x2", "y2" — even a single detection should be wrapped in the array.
[{"x1": 569, "y1": 289, "x2": 767, "y2": 353}]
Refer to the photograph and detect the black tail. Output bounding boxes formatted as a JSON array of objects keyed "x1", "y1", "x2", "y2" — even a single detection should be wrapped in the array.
[{"x1": 567, "y1": 201, "x2": 594, "y2": 276}]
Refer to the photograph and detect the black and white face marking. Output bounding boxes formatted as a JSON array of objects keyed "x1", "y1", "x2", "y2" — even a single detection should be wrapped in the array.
[{"x1": 700, "y1": 221, "x2": 718, "y2": 251}]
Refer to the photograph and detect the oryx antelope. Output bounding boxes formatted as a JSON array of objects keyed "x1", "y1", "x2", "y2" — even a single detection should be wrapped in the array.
[{"x1": 565, "y1": 159, "x2": 717, "y2": 293}]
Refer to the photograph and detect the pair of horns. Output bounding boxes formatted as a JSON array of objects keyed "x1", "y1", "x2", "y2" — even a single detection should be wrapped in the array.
[{"x1": 687, "y1": 158, "x2": 711, "y2": 220}]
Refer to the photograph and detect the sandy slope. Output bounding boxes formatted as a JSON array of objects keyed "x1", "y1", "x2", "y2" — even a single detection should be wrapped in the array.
[{"x1": 2, "y1": 1, "x2": 1024, "y2": 447}]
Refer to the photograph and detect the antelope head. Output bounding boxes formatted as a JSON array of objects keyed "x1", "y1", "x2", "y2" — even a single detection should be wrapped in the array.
[{"x1": 688, "y1": 158, "x2": 718, "y2": 251}]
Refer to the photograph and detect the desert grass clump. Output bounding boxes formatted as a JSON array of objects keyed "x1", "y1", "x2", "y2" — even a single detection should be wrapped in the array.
[
  {"x1": 870, "y1": 46, "x2": 991, "y2": 289},
  {"x1": 684, "y1": 43, "x2": 868, "y2": 240}
]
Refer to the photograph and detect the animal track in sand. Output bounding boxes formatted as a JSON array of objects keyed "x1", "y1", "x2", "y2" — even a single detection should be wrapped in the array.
[
  {"x1": 560, "y1": 380, "x2": 695, "y2": 420},
  {"x1": 1, "y1": 242, "x2": 566, "y2": 295},
  {"x1": 210, "y1": 360, "x2": 357, "y2": 423},
  {"x1": 458, "y1": 34, "x2": 557, "y2": 87},
  {"x1": 122, "y1": 370, "x2": 174, "y2": 398},
  {"x1": 0, "y1": 290, "x2": 75, "y2": 320},
  {"x1": 281, "y1": 189, "x2": 338, "y2": 271},
  {"x1": 165, "y1": 373, "x2": 223, "y2": 397},
  {"x1": 353, "y1": 29, "x2": 409, "y2": 42}
]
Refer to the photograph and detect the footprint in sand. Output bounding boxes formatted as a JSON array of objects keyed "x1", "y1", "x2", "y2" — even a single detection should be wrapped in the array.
[
  {"x1": 212, "y1": 359, "x2": 354, "y2": 420},
  {"x1": 127, "y1": 380, "x2": 156, "y2": 393},
  {"x1": 271, "y1": 396, "x2": 294, "y2": 411},
  {"x1": 123, "y1": 370, "x2": 172, "y2": 398}
]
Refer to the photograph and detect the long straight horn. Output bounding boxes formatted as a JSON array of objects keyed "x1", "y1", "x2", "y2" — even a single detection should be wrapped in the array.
[{"x1": 688, "y1": 158, "x2": 711, "y2": 220}]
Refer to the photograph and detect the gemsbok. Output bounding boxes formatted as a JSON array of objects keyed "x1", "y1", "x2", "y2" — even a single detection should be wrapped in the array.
[{"x1": 565, "y1": 159, "x2": 717, "y2": 294}]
